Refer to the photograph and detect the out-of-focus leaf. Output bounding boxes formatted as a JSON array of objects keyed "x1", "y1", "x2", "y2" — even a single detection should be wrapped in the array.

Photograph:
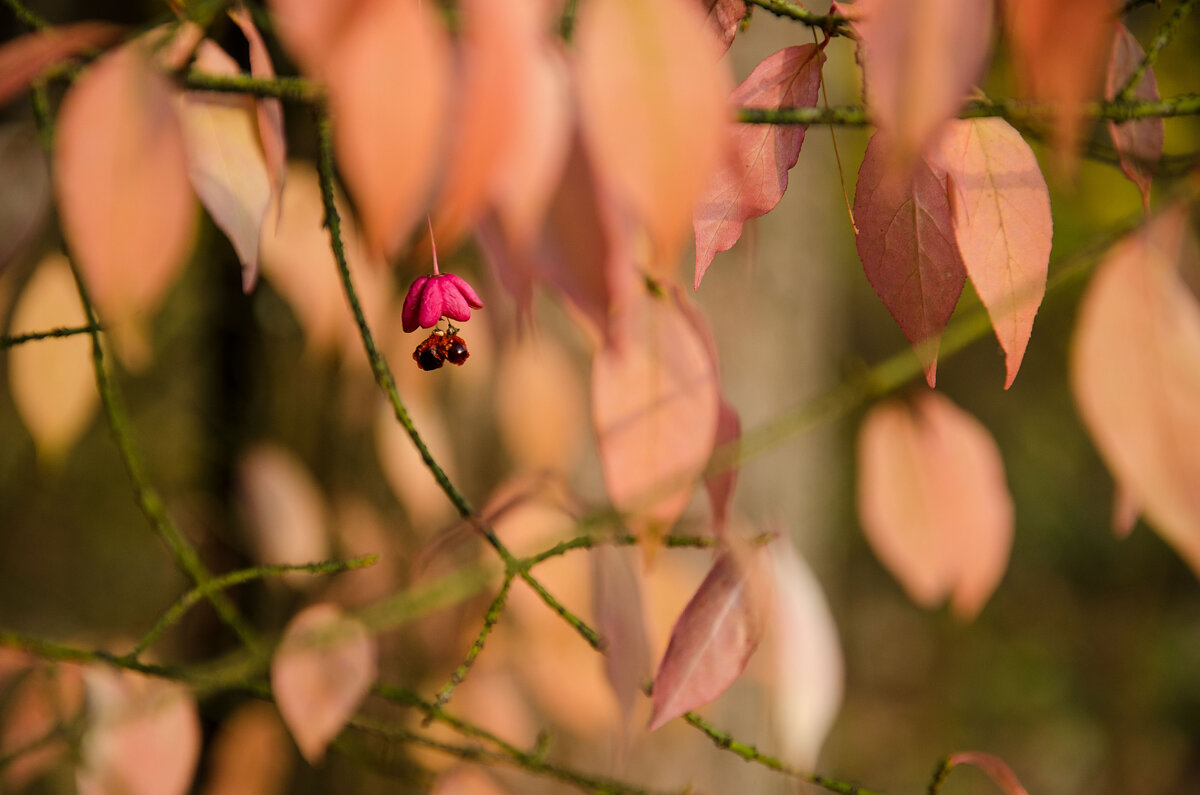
[
  {"x1": 1106, "y1": 22, "x2": 1162, "y2": 210},
  {"x1": 944, "y1": 751, "x2": 1031, "y2": 795},
  {"x1": 0, "y1": 663, "x2": 84, "y2": 790},
  {"x1": 0, "y1": 22, "x2": 124, "y2": 107},
  {"x1": 431, "y1": 767, "x2": 513, "y2": 795},
  {"x1": 271, "y1": 604, "x2": 377, "y2": 763},
  {"x1": 592, "y1": 545, "x2": 652, "y2": 724},
  {"x1": 265, "y1": 0, "x2": 366, "y2": 77},
  {"x1": 200, "y1": 702, "x2": 291, "y2": 795},
  {"x1": 699, "y1": 0, "x2": 746, "y2": 52},
  {"x1": 1072, "y1": 207, "x2": 1200, "y2": 577},
  {"x1": 648, "y1": 547, "x2": 766, "y2": 730},
  {"x1": 495, "y1": 334, "x2": 586, "y2": 474},
  {"x1": 325, "y1": 0, "x2": 450, "y2": 259},
  {"x1": 54, "y1": 43, "x2": 195, "y2": 369},
  {"x1": 768, "y1": 536, "x2": 843, "y2": 770},
  {"x1": 927, "y1": 118, "x2": 1052, "y2": 388},
  {"x1": 850, "y1": 0, "x2": 992, "y2": 168},
  {"x1": 0, "y1": 123, "x2": 50, "y2": 272},
  {"x1": 76, "y1": 667, "x2": 201, "y2": 795},
  {"x1": 180, "y1": 41, "x2": 271, "y2": 291},
  {"x1": 375, "y1": 394, "x2": 459, "y2": 531},
  {"x1": 576, "y1": 0, "x2": 731, "y2": 273},
  {"x1": 853, "y1": 132, "x2": 965, "y2": 387},
  {"x1": 7, "y1": 252, "x2": 98, "y2": 465},
  {"x1": 705, "y1": 400, "x2": 741, "y2": 539},
  {"x1": 856, "y1": 392, "x2": 1014, "y2": 619},
  {"x1": 693, "y1": 45, "x2": 824, "y2": 288},
  {"x1": 593, "y1": 288, "x2": 719, "y2": 552},
  {"x1": 237, "y1": 443, "x2": 330, "y2": 581}
]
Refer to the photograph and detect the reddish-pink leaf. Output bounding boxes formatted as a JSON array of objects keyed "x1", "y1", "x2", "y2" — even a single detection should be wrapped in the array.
[
  {"x1": 1004, "y1": 0, "x2": 1111, "y2": 167},
  {"x1": 927, "y1": 118, "x2": 1052, "y2": 388},
  {"x1": 1106, "y1": 23, "x2": 1162, "y2": 211},
  {"x1": 592, "y1": 545, "x2": 652, "y2": 724},
  {"x1": 593, "y1": 288, "x2": 720, "y2": 550},
  {"x1": 229, "y1": 4, "x2": 287, "y2": 237},
  {"x1": 271, "y1": 603, "x2": 377, "y2": 763},
  {"x1": 945, "y1": 751, "x2": 1031, "y2": 795},
  {"x1": 699, "y1": 0, "x2": 746, "y2": 53},
  {"x1": 850, "y1": 0, "x2": 992, "y2": 168},
  {"x1": 857, "y1": 392, "x2": 1014, "y2": 619},
  {"x1": 55, "y1": 43, "x2": 195, "y2": 369},
  {"x1": 265, "y1": 0, "x2": 367, "y2": 77},
  {"x1": 76, "y1": 668, "x2": 201, "y2": 795},
  {"x1": 0, "y1": 22, "x2": 124, "y2": 108},
  {"x1": 853, "y1": 132, "x2": 965, "y2": 386},
  {"x1": 325, "y1": 0, "x2": 450, "y2": 259},
  {"x1": 1072, "y1": 206, "x2": 1200, "y2": 577},
  {"x1": 0, "y1": 123, "x2": 50, "y2": 272},
  {"x1": 180, "y1": 42, "x2": 271, "y2": 290},
  {"x1": 768, "y1": 536, "x2": 843, "y2": 770},
  {"x1": 705, "y1": 400, "x2": 741, "y2": 539},
  {"x1": 576, "y1": 0, "x2": 732, "y2": 274},
  {"x1": 648, "y1": 547, "x2": 767, "y2": 730},
  {"x1": 693, "y1": 45, "x2": 824, "y2": 288},
  {"x1": 8, "y1": 253, "x2": 98, "y2": 465}
]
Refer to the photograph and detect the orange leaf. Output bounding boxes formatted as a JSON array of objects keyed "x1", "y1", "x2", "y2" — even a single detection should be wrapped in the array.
[
  {"x1": 928, "y1": 118, "x2": 1052, "y2": 388},
  {"x1": 271, "y1": 604, "x2": 377, "y2": 763},
  {"x1": 1106, "y1": 22, "x2": 1162, "y2": 211},
  {"x1": 54, "y1": 43, "x2": 195, "y2": 369},
  {"x1": 0, "y1": 22, "x2": 124, "y2": 108},
  {"x1": 850, "y1": 0, "x2": 992, "y2": 168},
  {"x1": 7, "y1": 252, "x2": 98, "y2": 465},
  {"x1": 592, "y1": 288, "x2": 720, "y2": 550},
  {"x1": 693, "y1": 44, "x2": 825, "y2": 288},
  {"x1": 856, "y1": 392, "x2": 1014, "y2": 619},
  {"x1": 1072, "y1": 206, "x2": 1200, "y2": 577},
  {"x1": 199, "y1": 703, "x2": 292, "y2": 795},
  {"x1": 576, "y1": 0, "x2": 732, "y2": 274},
  {"x1": 495, "y1": 334, "x2": 586, "y2": 474},
  {"x1": 854, "y1": 132, "x2": 966, "y2": 387},
  {"x1": 325, "y1": 0, "x2": 450, "y2": 259},
  {"x1": 180, "y1": 41, "x2": 272, "y2": 290},
  {"x1": 265, "y1": 0, "x2": 367, "y2": 77}
]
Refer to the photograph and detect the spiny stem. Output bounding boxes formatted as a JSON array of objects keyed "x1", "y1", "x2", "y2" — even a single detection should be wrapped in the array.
[
  {"x1": 1, "y1": 323, "x2": 100, "y2": 349},
  {"x1": 745, "y1": 0, "x2": 852, "y2": 37},
  {"x1": 1116, "y1": 0, "x2": 1197, "y2": 103},
  {"x1": 428, "y1": 576, "x2": 513, "y2": 717}
]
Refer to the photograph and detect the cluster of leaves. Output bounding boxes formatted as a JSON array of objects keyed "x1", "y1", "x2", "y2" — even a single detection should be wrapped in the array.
[{"x1": 0, "y1": 0, "x2": 1198, "y2": 793}]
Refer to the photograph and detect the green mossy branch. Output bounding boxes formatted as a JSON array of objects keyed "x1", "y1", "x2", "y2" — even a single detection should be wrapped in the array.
[
  {"x1": 0, "y1": 323, "x2": 99, "y2": 349},
  {"x1": 1115, "y1": 0, "x2": 1197, "y2": 102}
]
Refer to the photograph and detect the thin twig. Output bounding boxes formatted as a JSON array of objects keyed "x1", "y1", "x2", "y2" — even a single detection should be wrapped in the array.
[
  {"x1": 0, "y1": 323, "x2": 100, "y2": 350},
  {"x1": 745, "y1": 0, "x2": 851, "y2": 37},
  {"x1": 1116, "y1": 0, "x2": 1198, "y2": 102},
  {"x1": 1, "y1": 0, "x2": 49, "y2": 29},
  {"x1": 428, "y1": 576, "x2": 513, "y2": 716}
]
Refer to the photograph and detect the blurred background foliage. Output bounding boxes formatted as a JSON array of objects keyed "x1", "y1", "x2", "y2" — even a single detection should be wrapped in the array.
[{"x1": 2, "y1": 1, "x2": 1200, "y2": 794}]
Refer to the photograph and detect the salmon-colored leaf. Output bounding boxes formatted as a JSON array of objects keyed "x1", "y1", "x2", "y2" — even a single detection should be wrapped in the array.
[
  {"x1": 271, "y1": 603, "x2": 377, "y2": 763},
  {"x1": 495, "y1": 334, "x2": 586, "y2": 474},
  {"x1": 577, "y1": 0, "x2": 732, "y2": 273},
  {"x1": 927, "y1": 118, "x2": 1052, "y2": 388},
  {"x1": 856, "y1": 392, "x2": 1014, "y2": 619},
  {"x1": 1004, "y1": 0, "x2": 1111, "y2": 167},
  {"x1": 853, "y1": 133, "x2": 965, "y2": 386},
  {"x1": 0, "y1": 662, "x2": 83, "y2": 791},
  {"x1": 265, "y1": 0, "x2": 366, "y2": 77},
  {"x1": 55, "y1": 43, "x2": 195, "y2": 370},
  {"x1": 0, "y1": 123, "x2": 50, "y2": 272},
  {"x1": 699, "y1": 0, "x2": 746, "y2": 53},
  {"x1": 7, "y1": 252, "x2": 98, "y2": 464},
  {"x1": 1106, "y1": 23, "x2": 1162, "y2": 210},
  {"x1": 851, "y1": 0, "x2": 992, "y2": 168},
  {"x1": 238, "y1": 443, "x2": 331, "y2": 581},
  {"x1": 648, "y1": 548, "x2": 766, "y2": 730},
  {"x1": 944, "y1": 751, "x2": 1031, "y2": 795},
  {"x1": 229, "y1": 4, "x2": 287, "y2": 239},
  {"x1": 76, "y1": 668, "x2": 201, "y2": 795},
  {"x1": 325, "y1": 0, "x2": 450, "y2": 259},
  {"x1": 592, "y1": 288, "x2": 719, "y2": 550},
  {"x1": 200, "y1": 702, "x2": 291, "y2": 795},
  {"x1": 592, "y1": 545, "x2": 652, "y2": 723},
  {"x1": 768, "y1": 536, "x2": 843, "y2": 770},
  {"x1": 181, "y1": 42, "x2": 271, "y2": 289},
  {"x1": 0, "y1": 22, "x2": 124, "y2": 108},
  {"x1": 1072, "y1": 207, "x2": 1200, "y2": 577},
  {"x1": 694, "y1": 45, "x2": 824, "y2": 288},
  {"x1": 705, "y1": 400, "x2": 741, "y2": 538}
]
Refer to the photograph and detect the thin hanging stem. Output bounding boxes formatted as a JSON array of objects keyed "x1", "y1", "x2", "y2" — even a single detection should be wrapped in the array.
[{"x1": 428, "y1": 215, "x2": 440, "y2": 275}]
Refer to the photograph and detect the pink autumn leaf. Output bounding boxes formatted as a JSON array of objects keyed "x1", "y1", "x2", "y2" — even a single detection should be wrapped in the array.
[
  {"x1": 699, "y1": 0, "x2": 746, "y2": 53},
  {"x1": 927, "y1": 118, "x2": 1052, "y2": 388},
  {"x1": 271, "y1": 603, "x2": 378, "y2": 763},
  {"x1": 593, "y1": 287, "x2": 719, "y2": 552},
  {"x1": 648, "y1": 547, "x2": 767, "y2": 730},
  {"x1": 229, "y1": 3, "x2": 287, "y2": 234},
  {"x1": 325, "y1": 0, "x2": 450, "y2": 259},
  {"x1": 265, "y1": 0, "x2": 367, "y2": 78},
  {"x1": 0, "y1": 22, "x2": 124, "y2": 108},
  {"x1": 1106, "y1": 22, "x2": 1163, "y2": 211},
  {"x1": 694, "y1": 44, "x2": 825, "y2": 288},
  {"x1": 853, "y1": 132, "x2": 966, "y2": 387},
  {"x1": 856, "y1": 392, "x2": 1014, "y2": 619},
  {"x1": 238, "y1": 443, "x2": 331, "y2": 580},
  {"x1": 850, "y1": 0, "x2": 992, "y2": 168},
  {"x1": 180, "y1": 41, "x2": 272, "y2": 290},
  {"x1": 592, "y1": 545, "x2": 653, "y2": 725},
  {"x1": 55, "y1": 42, "x2": 195, "y2": 370},
  {"x1": 76, "y1": 667, "x2": 201, "y2": 795},
  {"x1": 577, "y1": 0, "x2": 732, "y2": 274},
  {"x1": 705, "y1": 400, "x2": 741, "y2": 539},
  {"x1": 1072, "y1": 206, "x2": 1200, "y2": 577},
  {"x1": 768, "y1": 536, "x2": 843, "y2": 770},
  {"x1": 944, "y1": 752, "x2": 1031, "y2": 795}
]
